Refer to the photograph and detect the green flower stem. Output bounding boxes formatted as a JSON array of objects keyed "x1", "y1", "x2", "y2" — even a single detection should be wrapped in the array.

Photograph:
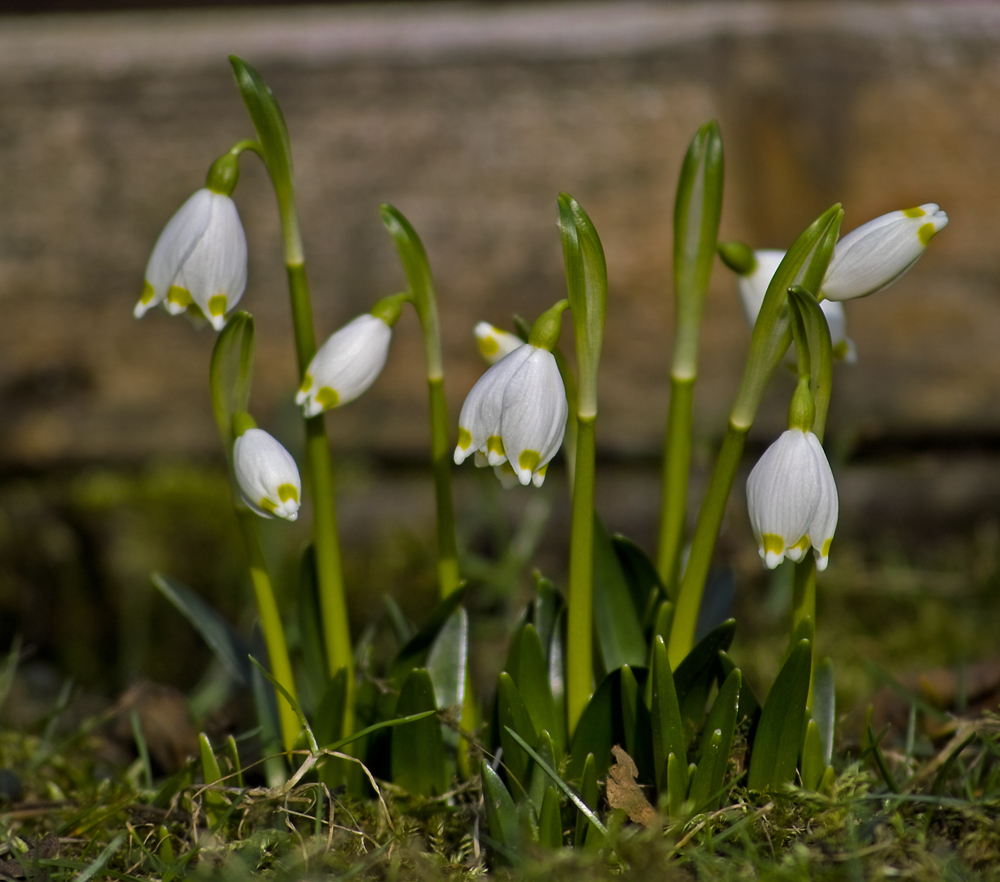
[
  {"x1": 566, "y1": 415, "x2": 597, "y2": 734},
  {"x1": 656, "y1": 376, "x2": 694, "y2": 598},
  {"x1": 236, "y1": 510, "x2": 300, "y2": 753},
  {"x1": 667, "y1": 421, "x2": 748, "y2": 669},
  {"x1": 429, "y1": 375, "x2": 461, "y2": 595}
]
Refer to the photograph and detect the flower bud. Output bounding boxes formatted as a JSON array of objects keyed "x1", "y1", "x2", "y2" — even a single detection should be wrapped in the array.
[
  {"x1": 233, "y1": 428, "x2": 301, "y2": 521},
  {"x1": 821, "y1": 203, "x2": 948, "y2": 301},
  {"x1": 746, "y1": 429, "x2": 838, "y2": 571},
  {"x1": 474, "y1": 322, "x2": 524, "y2": 365},
  {"x1": 295, "y1": 314, "x2": 392, "y2": 417},
  {"x1": 135, "y1": 189, "x2": 248, "y2": 331}
]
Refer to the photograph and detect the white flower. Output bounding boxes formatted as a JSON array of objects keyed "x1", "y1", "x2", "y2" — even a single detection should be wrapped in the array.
[
  {"x1": 233, "y1": 428, "x2": 301, "y2": 521},
  {"x1": 474, "y1": 322, "x2": 525, "y2": 365},
  {"x1": 737, "y1": 249, "x2": 856, "y2": 363},
  {"x1": 822, "y1": 203, "x2": 948, "y2": 301},
  {"x1": 295, "y1": 314, "x2": 392, "y2": 417},
  {"x1": 135, "y1": 188, "x2": 248, "y2": 331},
  {"x1": 746, "y1": 429, "x2": 838, "y2": 571},
  {"x1": 453, "y1": 345, "x2": 567, "y2": 487}
]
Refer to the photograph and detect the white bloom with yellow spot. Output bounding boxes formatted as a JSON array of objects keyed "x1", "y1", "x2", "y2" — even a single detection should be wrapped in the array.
[
  {"x1": 746, "y1": 429, "x2": 838, "y2": 571},
  {"x1": 737, "y1": 249, "x2": 856, "y2": 363},
  {"x1": 296, "y1": 314, "x2": 392, "y2": 417},
  {"x1": 474, "y1": 322, "x2": 525, "y2": 365},
  {"x1": 233, "y1": 428, "x2": 301, "y2": 521},
  {"x1": 135, "y1": 188, "x2": 247, "y2": 331},
  {"x1": 454, "y1": 345, "x2": 567, "y2": 487},
  {"x1": 822, "y1": 203, "x2": 948, "y2": 301}
]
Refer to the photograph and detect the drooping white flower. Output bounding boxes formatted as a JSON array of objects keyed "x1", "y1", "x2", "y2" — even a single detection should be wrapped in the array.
[
  {"x1": 134, "y1": 188, "x2": 248, "y2": 331},
  {"x1": 474, "y1": 322, "x2": 525, "y2": 365},
  {"x1": 233, "y1": 428, "x2": 301, "y2": 521},
  {"x1": 295, "y1": 314, "x2": 393, "y2": 417},
  {"x1": 822, "y1": 203, "x2": 948, "y2": 301},
  {"x1": 737, "y1": 249, "x2": 856, "y2": 363},
  {"x1": 746, "y1": 429, "x2": 838, "y2": 571},
  {"x1": 454, "y1": 345, "x2": 567, "y2": 487}
]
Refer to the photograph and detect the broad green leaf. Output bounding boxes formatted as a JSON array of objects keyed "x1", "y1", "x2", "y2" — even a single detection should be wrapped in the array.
[
  {"x1": 538, "y1": 786, "x2": 563, "y2": 849},
  {"x1": 529, "y1": 730, "x2": 558, "y2": 814},
  {"x1": 313, "y1": 666, "x2": 349, "y2": 748},
  {"x1": 593, "y1": 515, "x2": 647, "y2": 673},
  {"x1": 665, "y1": 751, "x2": 688, "y2": 817},
  {"x1": 506, "y1": 623, "x2": 558, "y2": 754},
  {"x1": 547, "y1": 608, "x2": 568, "y2": 754},
  {"x1": 296, "y1": 545, "x2": 328, "y2": 708},
  {"x1": 426, "y1": 606, "x2": 468, "y2": 718},
  {"x1": 747, "y1": 638, "x2": 812, "y2": 791},
  {"x1": 692, "y1": 667, "x2": 740, "y2": 811},
  {"x1": 497, "y1": 672, "x2": 538, "y2": 791},
  {"x1": 674, "y1": 619, "x2": 735, "y2": 728},
  {"x1": 620, "y1": 665, "x2": 639, "y2": 757},
  {"x1": 813, "y1": 657, "x2": 836, "y2": 766},
  {"x1": 574, "y1": 753, "x2": 600, "y2": 848},
  {"x1": 651, "y1": 636, "x2": 687, "y2": 795},
  {"x1": 481, "y1": 760, "x2": 521, "y2": 864},
  {"x1": 532, "y1": 574, "x2": 564, "y2": 653},
  {"x1": 720, "y1": 650, "x2": 761, "y2": 723},
  {"x1": 392, "y1": 669, "x2": 447, "y2": 796},
  {"x1": 153, "y1": 573, "x2": 251, "y2": 684},
  {"x1": 389, "y1": 587, "x2": 466, "y2": 688},
  {"x1": 199, "y1": 733, "x2": 222, "y2": 785},
  {"x1": 800, "y1": 719, "x2": 826, "y2": 791},
  {"x1": 651, "y1": 600, "x2": 675, "y2": 647},
  {"x1": 612, "y1": 534, "x2": 665, "y2": 627},
  {"x1": 208, "y1": 310, "x2": 255, "y2": 457}
]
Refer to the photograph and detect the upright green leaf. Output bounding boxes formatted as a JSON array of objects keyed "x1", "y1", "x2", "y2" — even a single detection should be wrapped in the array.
[
  {"x1": 153, "y1": 573, "x2": 251, "y2": 684},
  {"x1": 389, "y1": 587, "x2": 466, "y2": 688},
  {"x1": 720, "y1": 650, "x2": 761, "y2": 723},
  {"x1": 313, "y1": 666, "x2": 349, "y2": 748},
  {"x1": 612, "y1": 534, "x2": 665, "y2": 627},
  {"x1": 674, "y1": 619, "x2": 735, "y2": 727},
  {"x1": 547, "y1": 608, "x2": 568, "y2": 753},
  {"x1": 651, "y1": 636, "x2": 688, "y2": 795},
  {"x1": 426, "y1": 606, "x2": 468, "y2": 718},
  {"x1": 296, "y1": 544, "x2": 328, "y2": 707},
  {"x1": 528, "y1": 730, "x2": 559, "y2": 814},
  {"x1": 593, "y1": 516, "x2": 647, "y2": 673},
  {"x1": 481, "y1": 760, "x2": 521, "y2": 864},
  {"x1": 665, "y1": 752, "x2": 689, "y2": 817},
  {"x1": 620, "y1": 665, "x2": 639, "y2": 758},
  {"x1": 747, "y1": 638, "x2": 812, "y2": 791},
  {"x1": 497, "y1": 673, "x2": 538, "y2": 791},
  {"x1": 690, "y1": 667, "x2": 741, "y2": 810},
  {"x1": 538, "y1": 786, "x2": 563, "y2": 849},
  {"x1": 532, "y1": 574, "x2": 564, "y2": 652},
  {"x1": 391, "y1": 669, "x2": 447, "y2": 796},
  {"x1": 800, "y1": 719, "x2": 826, "y2": 791},
  {"x1": 574, "y1": 753, "x2": 600, "y2": 849},
  {"x1": 506, "y1": 623, "x2": 558, "y2": 754},
  {"x1": 813, "y1": 657, "x2": 836, "y2": 766}
]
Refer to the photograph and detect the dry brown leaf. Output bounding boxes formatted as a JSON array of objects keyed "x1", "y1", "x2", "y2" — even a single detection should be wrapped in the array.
[{"x1": 606, "y1": 744, "x2": 656, "y2": 826}]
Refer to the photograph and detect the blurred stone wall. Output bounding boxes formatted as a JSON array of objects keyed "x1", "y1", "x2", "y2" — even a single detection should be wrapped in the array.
[{"x1": 1, "y1": 1, "x2": 998, "y2": 467}]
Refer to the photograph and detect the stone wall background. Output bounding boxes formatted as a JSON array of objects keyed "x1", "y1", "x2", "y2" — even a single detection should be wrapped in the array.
[{"x1": 1, "y1": 2, "x2": 998, "y2": 469}]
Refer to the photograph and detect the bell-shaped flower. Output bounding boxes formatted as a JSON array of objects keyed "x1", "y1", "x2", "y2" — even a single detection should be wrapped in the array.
[
  {"x1": 134, "y1": 188, "x2": 247, "y2": 331},
  {"x1": 233, "y1": 428, "x2": 301, "y2": 521},
  {"x1": 822, "y1": 203, "x2": 948, "y2": 301},
  {"x1": 295, "y1": 313, "x2": 393, "y2": 417},
  {"x1": 474, "y1": 322, "x2": 525, "y2": 365},
  {"x1": 736, "y1": 249, "x2": 856, "y2": 363},
  {"x1": 746, "y1": 429, "x2": 838, "y2": 571},
  {"x1": 454, "y1": 344, "x2": 567, "y2": 487}
]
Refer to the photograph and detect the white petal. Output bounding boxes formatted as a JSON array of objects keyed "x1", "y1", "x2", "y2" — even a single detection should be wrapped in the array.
[
  {"x1": 180, "y1": 193, "x2": 248, "y2": 330},
  {"x1": 736, "y1": 250, "x2": 785, "y2": 328},
  {"x1": 493, "y1": 462, "x2": 520, "y2": 489},
  {"x1": 454, "y1": 345, "x2": 533, "y2": 465},
  {"x1": 233, "y1": 428, "x2": 302, "y2": 521},
  {"x1": 474, "y1": 322, "x2": 525, "y2": 365},
  {"x1": 298, "y1": 314, "x2": 392, "y2": 415},
  {"x1": 804, "y1": 432, "x2": 839, "y2": 571},
  {"x1": 746, "y1": 429, "x2": 823, "y2": 569},
  {"x1": 498, "y1": 348, "x2": 568, "y2": 485},
  {"x1": 822, "y1": 204, "x2": 948, "y2": 301},
  {"x1": 136, "y1": 189, "x2": 214, "y2": 318}
]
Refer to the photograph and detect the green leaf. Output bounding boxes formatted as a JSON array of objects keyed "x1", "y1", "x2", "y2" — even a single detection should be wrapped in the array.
[
  {"x1": 528, "y1": 729, "x2": 559, "y2": 814},
  {"x1": 224, "y1": 735, "x2": 243, "y2": 788},
  {"x1": 813, "y1": 657, "x2": 836, "y2": 767},
  {"x1": 230, "y1": 57, "x2": 294, "y2": 204},
  {"x1": 426, "y1": 606, "x2": 468, "y2": 719},
  {"x1": 380, "y1": 204, "x2": 435, "y2": 325},
  {"x1": 574, "y1": 753, "x2": 600, "y2": 848},
  {"x1": 800, "y1": 719, "x2": 826, "y2": 791},
  {"x1": 538, "y1": 786, "x2": 563, "y2": 849},
  {"x1": 613, "y1": 534, "x2": 667, "y2": 627},
  {"x1": 313, "y1": 666, "x2": 349, "y2": 748},
  {"x1": 592, "y1": 515, "x2": 647, "y2": 674},
  {"x1": 674, "y1": 619, "x2": 735, "y2": 728},
  {"x1": 391, "y1": 669, "x2": 447, "y2": 796},
  {"x1": 865, "y1": 721, "x2": 900, "y2": 794},
  {"x1": 932, "y1": 730, "x2": 977, "y2": 796},
  {"x1": 153, "y1": 573, "x2": 251, "y2": 684},
  {"x1": 389, "y1": 588, "x2": 467, "y2": 688},
  {"x1": 506, "y1": 623, "x2": 558, "y2": 755},
  {"x1": 249, "y1": 655, "x2": 314, "y2": 752},
  {"x1": 208, "y1": 310, "x2": 255, "y2": 457},
  {"x1": 497, "y1": 672, "x2": 538, "y2": 791},
  {"x1": 620, "y1": 665, "x2": 639, "y2": 758},
  {"x1": 665, "y1": 751, "x2": 689, "y2": 817},
  {"x1": 651, "y1": 635, "x2": 687, "y2": 795},
  {"x1": 547, "y1": 607, "x2": 568, "y2": 752},
  {"x1": 531, "y1": 574, "x2": 564, "y2": 655},
  {"x1": 296, "y1": 544, "x2": 328, "y2": 707},
  {"x1": 787, "y1": 285, "x2": 835, "y2": 435},
  {"x1": 747, "y1": 638, "x2": 812, "y2": 791},
  {"x1": 199, "y1": 732, "x2": 222, "y2": 785},
  {"x1": 720, "y1": 650, "x2": 761, "y2": 723},
  {"x1": 481, "y1": 760, "x2": 521, "y2": 864},
  {"x1": 691, "y1": 667, "x2": 740, "y2": 811}
]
